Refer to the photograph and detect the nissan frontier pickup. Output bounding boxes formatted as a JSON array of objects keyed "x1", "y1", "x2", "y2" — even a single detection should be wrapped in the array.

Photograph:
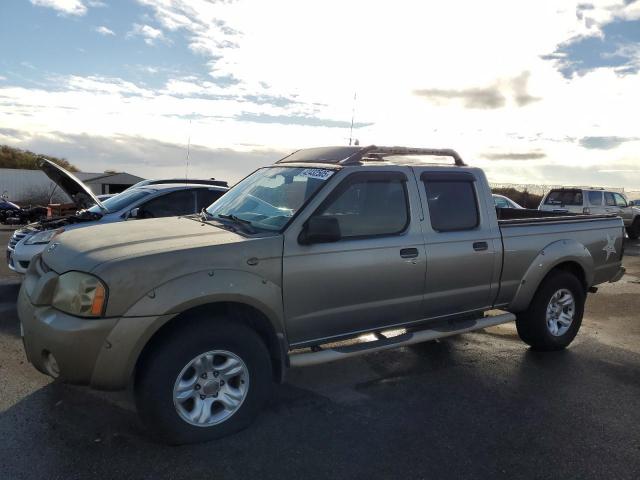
[{"x1": 17, "y1": 146, "x2": 626, "y2": 444}]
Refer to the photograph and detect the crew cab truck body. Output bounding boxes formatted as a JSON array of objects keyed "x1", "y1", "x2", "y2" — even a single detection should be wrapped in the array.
[{"x1": 18, "y1": 146, "x2": 626, "y2": 444}]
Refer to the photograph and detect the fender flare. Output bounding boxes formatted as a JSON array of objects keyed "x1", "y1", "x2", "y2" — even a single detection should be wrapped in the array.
[
  {"x1": 90, "y1": 269, "x2": 285, "y2": 390},
  {"x1": 508, "y1": 239, "x2": 594, "y2": 312}
]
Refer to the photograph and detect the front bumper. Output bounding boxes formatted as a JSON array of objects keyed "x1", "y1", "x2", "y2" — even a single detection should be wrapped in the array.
[
  {"x1": 18, "y1": 285, "x2": 118, "y2": 384},
  {"x1": 18, "y1": 279, "x2": 174, "y2": 390},
  {"x1": 9, "y1": 242, "x2": 47, "y2": 274}
]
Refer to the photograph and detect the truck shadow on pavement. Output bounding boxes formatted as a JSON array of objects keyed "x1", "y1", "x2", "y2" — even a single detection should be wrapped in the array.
[{"x1": 1, "y1": 334, "x2": 639, "y2": 480}]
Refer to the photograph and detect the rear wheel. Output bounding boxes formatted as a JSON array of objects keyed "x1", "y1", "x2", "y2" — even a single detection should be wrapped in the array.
[
  {"x1": 135, "y1": 318, "x2": 273, "y2": 444},
  {"x1": 626, "y1": 218, "x2": 640, "y2": 240},
  {"x1": 516, "y1": 271, "x2": 585, "y2": 350}
]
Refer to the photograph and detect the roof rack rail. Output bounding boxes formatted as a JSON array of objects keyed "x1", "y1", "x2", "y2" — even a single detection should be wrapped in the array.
[
  {"x1": 276, "y1": 145, "x2": 466, "y2": 166},
  {"x1": 343, "y1": 145, "x2": 466, "y2": 166}
]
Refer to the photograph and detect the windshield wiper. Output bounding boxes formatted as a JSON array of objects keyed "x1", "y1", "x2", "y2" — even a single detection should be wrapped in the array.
[{"x1": 217, "y1": 213, "x2": 256, "y2": 233}]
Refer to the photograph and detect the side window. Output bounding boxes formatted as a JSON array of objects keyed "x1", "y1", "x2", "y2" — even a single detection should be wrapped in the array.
[
  {"x1": 139, "y1": 190, "x2": 196, "y2": 218},
  {"x1": 604, "y1": 192, "x2": 616, "y2": 207},
  {"x1": 423, "y1": 175, "x2": 479, "y2": 232},
  {"x1": 314, "y1": 173, "x2": 409, "y2": 238},
  {"x1": 197, "y1": 189, "x2": 224, "y2": 211},
  {"x1": 494, "y1": 196, "x2": 509, "y2": 208},
  {"x1": 588, "y1": 191, "x2": 603, "y2": 205},
  {"x1": 613, "y1": 193, "x2": 628, "y2": 207}
]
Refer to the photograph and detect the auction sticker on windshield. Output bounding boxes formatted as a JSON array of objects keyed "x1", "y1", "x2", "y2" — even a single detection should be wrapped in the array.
[{"x1": 299, "y1": 168, "x2": 334, "y2": 180}]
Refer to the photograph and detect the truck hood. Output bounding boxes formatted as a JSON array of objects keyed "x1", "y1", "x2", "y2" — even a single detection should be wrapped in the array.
[
  {"x1": 42, "y1": 216, "x2": 254, "y2": 273},
  {"x1": 40, "y1": 159, "x2": 105, "y2": 211},
  {"x1": 41, "y1": 216, "x2": 284, "y2": 317}
]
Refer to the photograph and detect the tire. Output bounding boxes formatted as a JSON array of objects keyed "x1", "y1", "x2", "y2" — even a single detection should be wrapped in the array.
[
  {"x1": 626, "y1": 218, "x2": 640, "y2": 240},
  {"x1": 515, "y1": 270, "x2": 585, "y2": 351},
  {"x1": 135, "y1": 318, "x2": 273, "y2": 444}
]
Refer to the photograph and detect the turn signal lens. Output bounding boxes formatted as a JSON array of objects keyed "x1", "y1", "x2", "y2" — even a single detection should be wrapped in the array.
[{"x1": 90, "y1": 282, "x2": 106, "y2": 316}]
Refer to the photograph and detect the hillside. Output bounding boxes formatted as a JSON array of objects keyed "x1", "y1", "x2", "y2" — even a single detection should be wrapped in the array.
[{"x1": 0, "y1": 145, "x2": 78, "y2": 172}]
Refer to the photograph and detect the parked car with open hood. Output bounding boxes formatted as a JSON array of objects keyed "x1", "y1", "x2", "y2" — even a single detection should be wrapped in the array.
[
  {"x1": 7, "y1": 160, "x2": 228, "y2": 273},
  {"x1": 16, "y1": 145, "x2": 626, "y2": 444}
]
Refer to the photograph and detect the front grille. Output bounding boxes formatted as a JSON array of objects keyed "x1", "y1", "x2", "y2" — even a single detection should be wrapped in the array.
[{"x1": 19, "y1": 260, "x2": 30, "y2": 269}]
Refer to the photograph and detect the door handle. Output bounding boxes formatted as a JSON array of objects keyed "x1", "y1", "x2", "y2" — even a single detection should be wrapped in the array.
[
  {"x1": 473, "y1": 241, "x2": 488, "y2": 251},
  {"x1": 400, "y1": 248, "x2": 419, "y2": 258}
]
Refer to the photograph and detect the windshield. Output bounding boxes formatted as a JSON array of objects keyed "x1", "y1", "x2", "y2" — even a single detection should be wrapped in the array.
[
  {"x1": 206, "y1": 166, "x2": 335, "y2": 231},
  {"x1": 88, "y1": 188, "x2": 152, "y2": 214}
]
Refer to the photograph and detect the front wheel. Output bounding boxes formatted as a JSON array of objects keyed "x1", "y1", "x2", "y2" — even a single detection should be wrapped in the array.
[
  {"x1": 135, "y1": 319, "x2": 273, "y2": 444},
  {"x1": 516, "y1": 271, "x2": 585, "y2": 351}
]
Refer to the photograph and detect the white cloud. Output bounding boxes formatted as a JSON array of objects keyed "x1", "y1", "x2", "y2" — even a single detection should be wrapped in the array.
[
  {"x1": 95, "y1": 25, "x2": 115, "y2": 36},
  {"x1": 128, "y1": 23, "x2": 169, "y2": 46},
  {"x1": 30, "y1": 0, "x2": 87, "y2": 16},
  {"x1": 5, "y1": 0, "x2": 640, "y2": 189}
]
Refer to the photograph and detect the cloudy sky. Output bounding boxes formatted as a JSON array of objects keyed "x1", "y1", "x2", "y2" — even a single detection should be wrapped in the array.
[{"x1": 0, "y1": 0, "x2": 639, "y2": 188}]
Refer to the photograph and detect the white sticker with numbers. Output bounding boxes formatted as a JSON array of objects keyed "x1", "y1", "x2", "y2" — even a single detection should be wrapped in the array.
[{"x1": 299, "y1": 168, "x2": 334, "y2": 180}]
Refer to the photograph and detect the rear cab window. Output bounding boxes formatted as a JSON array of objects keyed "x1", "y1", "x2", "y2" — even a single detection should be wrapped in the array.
[
  {"x1": 421, "y1": 172, "x2": 479, "y2": 232},
  {"x1": 544, "y1": 189, "x2": 584, "y2": 206}
]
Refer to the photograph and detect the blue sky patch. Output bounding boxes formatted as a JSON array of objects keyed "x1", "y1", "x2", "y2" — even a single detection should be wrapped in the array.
[{"x1": 544, "y1": 17, "x2": 640, "y2": 77}]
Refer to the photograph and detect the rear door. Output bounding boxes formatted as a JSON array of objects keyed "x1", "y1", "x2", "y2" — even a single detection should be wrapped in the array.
[
  {"x1": 282, "y1": 168, "x2": 427, "y2": 345},
  {"x1": 586, "y1": 191, "x2": 606, "y2": 214},
  {"x1": 416, "y1": 169, "x2": 501, "y2": 318},
  {"x1": 196, "y1": 188, "x2": 225, "y2": 211},
  {"x1": 138, "y1": 189, "x2": 197, "y2": 218}
]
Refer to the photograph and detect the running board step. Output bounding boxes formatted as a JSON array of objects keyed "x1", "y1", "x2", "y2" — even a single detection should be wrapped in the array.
[{"x1": 289, "y1": 312, "x2": 516, "y2": 367}]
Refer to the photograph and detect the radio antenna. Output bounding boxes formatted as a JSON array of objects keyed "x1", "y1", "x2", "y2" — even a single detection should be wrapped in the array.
[
  {"x1": 348, "y1": 92, "x2": 357, "y2": 146},
  {"x1": 185, "y1": 119, "x2": 192, "y2": 186}
]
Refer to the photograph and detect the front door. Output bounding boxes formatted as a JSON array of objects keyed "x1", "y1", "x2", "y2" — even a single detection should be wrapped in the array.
[{"x1": 282, "y1": 169, "x2": 426, "y2": 346}]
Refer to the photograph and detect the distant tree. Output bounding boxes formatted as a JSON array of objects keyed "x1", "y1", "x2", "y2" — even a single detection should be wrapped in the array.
[
  {"x1": 103, "y1": 169, "x2": 119, "y2": 174},
  {"x1": 0, "y1": 145, "x2": 79, "y2": 172}
]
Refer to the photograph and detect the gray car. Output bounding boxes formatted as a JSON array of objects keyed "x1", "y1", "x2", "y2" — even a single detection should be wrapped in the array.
[{"x1": 17, "y1": 146, "x2": 625, "y2": 444}]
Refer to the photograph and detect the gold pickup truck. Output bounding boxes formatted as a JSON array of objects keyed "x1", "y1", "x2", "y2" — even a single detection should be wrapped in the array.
[{"x1": 17, "y1": 146, "x2": 626, "y2": 444}]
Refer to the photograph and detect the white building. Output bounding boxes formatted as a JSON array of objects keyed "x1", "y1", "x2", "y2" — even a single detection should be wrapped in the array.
[{"x1": 0, "y1": 168, "x2": 144, "y2": 203}]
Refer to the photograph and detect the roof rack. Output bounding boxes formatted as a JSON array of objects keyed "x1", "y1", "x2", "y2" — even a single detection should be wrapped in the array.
[
  {"x1": 346, "y1": 145, "x2": 466, "y2": 166},
  {"x1": 277, "y1": 145, "x2": 466, "y2": 166}
]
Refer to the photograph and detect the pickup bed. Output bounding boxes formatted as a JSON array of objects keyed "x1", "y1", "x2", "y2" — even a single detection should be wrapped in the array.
[{"x1": 17, "y1": 145, "x2": 625, "y2": 444}]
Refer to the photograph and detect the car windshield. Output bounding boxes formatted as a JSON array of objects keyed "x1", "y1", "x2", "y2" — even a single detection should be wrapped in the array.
[
  {"x1": 206, "y1": 166, "x2": 335, "y2": 231},
  {"x1": 88, "y1": 188, "x2": 152, "y2": 214}
]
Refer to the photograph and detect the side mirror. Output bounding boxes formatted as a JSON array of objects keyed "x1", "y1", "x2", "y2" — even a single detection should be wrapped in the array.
[
  {"x1": 629, "y1": 200, "x2": 636, "y2": 207},
  {"x1": 128, "y1": 207, "x2": 141, "y2": 219},
  {"x1": 298, "y1": 216, "x2": 341, "y2": 245}
]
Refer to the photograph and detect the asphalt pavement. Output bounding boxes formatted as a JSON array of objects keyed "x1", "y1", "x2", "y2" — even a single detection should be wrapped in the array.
[{"x1": 1, "y1": 226, "x2": 639, "y2": 480}]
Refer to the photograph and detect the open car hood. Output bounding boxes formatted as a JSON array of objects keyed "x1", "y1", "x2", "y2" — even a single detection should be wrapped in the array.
[{"x1": 40, "y1": 159, "x2": 105, "y2": 211}]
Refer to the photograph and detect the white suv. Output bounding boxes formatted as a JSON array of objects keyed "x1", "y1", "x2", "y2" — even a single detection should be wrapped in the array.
[{"x1": 539, "y1": 188, "x2": 640, "y2": 239}]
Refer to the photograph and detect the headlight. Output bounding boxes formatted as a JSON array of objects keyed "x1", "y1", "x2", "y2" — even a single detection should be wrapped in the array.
[
  {"x1": 52, "y1": 272, "x2": 107, "y2": 318},
  {"x1": 25, "y1": 228, "x2": 64, "y2": 245}
]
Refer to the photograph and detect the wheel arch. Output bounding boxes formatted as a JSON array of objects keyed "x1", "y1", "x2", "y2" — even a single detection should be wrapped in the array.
[
  {"x1": 134, "y1": 301, "x2": 288, "y2": 386},
  {"x1": 508, "y1": 239, "x2": 593, "y2": 312}
]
